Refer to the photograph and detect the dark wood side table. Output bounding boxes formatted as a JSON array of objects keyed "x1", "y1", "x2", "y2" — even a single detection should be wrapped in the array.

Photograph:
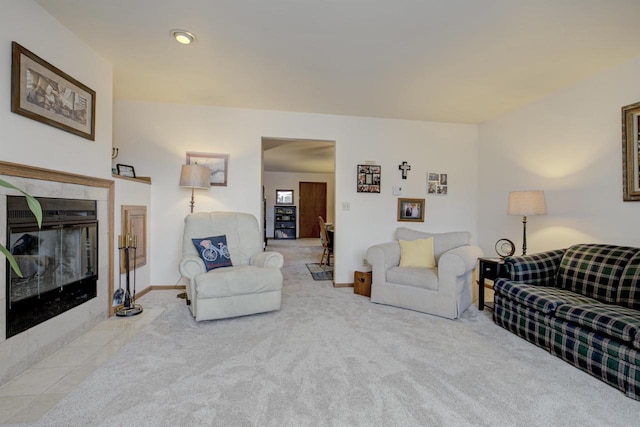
[{"x1": 478, "y1": 257, "x2": 505, "y2": 311}]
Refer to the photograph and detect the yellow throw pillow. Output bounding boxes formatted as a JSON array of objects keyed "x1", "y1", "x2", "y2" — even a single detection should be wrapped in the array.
[{"x1": 399, "y1": 238, "x2": 436, "y2": 268}]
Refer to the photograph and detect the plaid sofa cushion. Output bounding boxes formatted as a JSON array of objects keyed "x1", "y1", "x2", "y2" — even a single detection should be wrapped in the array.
[
  {"x1": 503, "y1": 249, "x2": 565, "y2": 286},
  {"x1": 557, "y1": 244, "x2": 640, "y2": 303},
  {"x1": 548, "y1": 325, "x2": 630, "y2": 396},
  {"x1": 494, "y1": 294, "x2": 551, "y2": 348},
  {"x1": 555, "y1": 303, "x2": 640, "y2": 348},
  {"x1": 618, "y1": 252, "x2": 640, "y2": 311},
  {"x1": 547, "y1": 315, "x2": 640, "y2": 365},
  {"x1": 629, "y1": 365, "x2": 640, "y2": 400},
  {"x1": 494, "y1": 279, "x2": 599, "y2": 314}
]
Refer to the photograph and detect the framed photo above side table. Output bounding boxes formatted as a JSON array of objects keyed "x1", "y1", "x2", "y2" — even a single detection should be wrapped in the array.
[
  {"x1": 11, "y1": 42, "x2": 96, "y2": 140},
  {"x1": 622, "y1": 101, "x2": 640, "y2": 201},
  {"x1": 397, "y1": 198, "x2": 425, "y2": 222}
]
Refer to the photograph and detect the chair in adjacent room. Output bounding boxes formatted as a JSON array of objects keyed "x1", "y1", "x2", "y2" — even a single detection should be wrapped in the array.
[
  {"x1": 318, "y1": 216, "x2": 333, "y2": 266},
  {"x1": 179, "y1": 211, "x2": 284, "y2": 321}
]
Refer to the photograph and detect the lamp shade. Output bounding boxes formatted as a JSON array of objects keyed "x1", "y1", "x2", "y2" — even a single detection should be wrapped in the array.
[
  {"x1": 179, "y1": 164, "x2": 210, "y2": 189},
  {"x1": 508, "y1": 190, "x2": 547, "y2": 216}
]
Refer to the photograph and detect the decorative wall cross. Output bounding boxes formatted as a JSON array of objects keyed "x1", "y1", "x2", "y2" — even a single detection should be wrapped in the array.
[{"x1": 398, "y1": 161, "x2": 411, "y2": 179}]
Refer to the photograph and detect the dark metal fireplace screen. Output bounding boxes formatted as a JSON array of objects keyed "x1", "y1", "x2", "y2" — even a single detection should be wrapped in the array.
[{"x1": 6, "y1": 196, "x2": 98, "y2": 337}]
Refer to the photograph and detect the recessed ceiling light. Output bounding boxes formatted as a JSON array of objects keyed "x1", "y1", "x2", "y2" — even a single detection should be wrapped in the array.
[{"x1": 171, "y1": 30, "x2": 195, "y2": 45}]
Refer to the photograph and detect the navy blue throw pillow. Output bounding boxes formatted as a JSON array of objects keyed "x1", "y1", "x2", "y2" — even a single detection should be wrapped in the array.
[{"x1": 192, "y1": 235, "x2": 233, "y2": 271}]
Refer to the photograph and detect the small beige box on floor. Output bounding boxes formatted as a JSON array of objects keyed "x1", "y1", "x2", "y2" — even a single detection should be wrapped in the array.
[{"x1": 354, "y1": 271, "x2": 372, "y2": 297}]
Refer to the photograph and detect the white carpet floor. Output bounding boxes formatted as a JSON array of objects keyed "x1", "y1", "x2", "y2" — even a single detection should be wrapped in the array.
[{"x1": 19, "y1": 239, "x2": 640, "y2": 426}]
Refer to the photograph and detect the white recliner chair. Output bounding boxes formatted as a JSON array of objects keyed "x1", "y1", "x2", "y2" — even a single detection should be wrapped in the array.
[
  {"x1": 179, "y1": 212, "x2": 284, "y2": 321},
  {"x1": 366, "y1": 227, "x2": 483, "y2": 319}
]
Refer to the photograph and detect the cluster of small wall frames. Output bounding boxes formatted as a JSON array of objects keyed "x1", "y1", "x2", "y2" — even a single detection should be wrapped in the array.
[
  {"x1": 357, "y1": 164, "x2": 381, "y2": 193},
  {"x1": 427, "y1": 172, "x2": 448, "y2": 195}
]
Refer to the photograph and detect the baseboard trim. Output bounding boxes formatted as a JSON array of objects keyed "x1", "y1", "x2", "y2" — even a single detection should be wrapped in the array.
[
  {"x1": 333, "y1": 282, "x2": 353, "y2": 288},
  {"x1": 136, "y1": 285, "x2": 186, "y2": 298}
]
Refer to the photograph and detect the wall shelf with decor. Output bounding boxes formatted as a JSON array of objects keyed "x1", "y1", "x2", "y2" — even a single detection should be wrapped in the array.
[
  {"x1": 274, "y1": 206, "x2": 296, "y2": 239},
  {"x1": 112, "y1": 174, "x2": 152, "y2": 185}
]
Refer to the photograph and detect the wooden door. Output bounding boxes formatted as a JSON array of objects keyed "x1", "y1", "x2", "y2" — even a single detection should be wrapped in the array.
[{"x1": 299, "y1": 182, "x2": 327, "y2": 238}]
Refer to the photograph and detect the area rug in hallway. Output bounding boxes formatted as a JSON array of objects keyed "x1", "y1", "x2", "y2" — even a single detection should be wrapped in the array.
[{"x1": 305, "y1": 262, "x2": 333, "y2": 280}]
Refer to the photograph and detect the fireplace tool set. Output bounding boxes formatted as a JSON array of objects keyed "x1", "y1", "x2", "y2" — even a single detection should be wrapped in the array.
[{"x1": 114, "y1": 234, "x2": 143, "y2": 317}]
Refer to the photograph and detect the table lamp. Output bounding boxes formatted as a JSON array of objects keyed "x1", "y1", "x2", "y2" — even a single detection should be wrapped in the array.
[
  {"x1": 179, "y1": 164, "x2": 210, "y2": 213},
  {"x1": 508, "y1": 190, "x2": 547, "y2": 255}
]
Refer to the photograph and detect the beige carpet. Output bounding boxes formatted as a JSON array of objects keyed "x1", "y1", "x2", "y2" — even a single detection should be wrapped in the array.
[{"x1": 29, "y1": 239, "x2": 640, "y2": 426}]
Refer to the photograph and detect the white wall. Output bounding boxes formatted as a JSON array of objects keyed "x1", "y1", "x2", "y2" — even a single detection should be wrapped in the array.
[
  {"x1": 0, "y1": 1, "x2": 113, "y2": 178},
  {"x1": 263, "y1": 171, "x2": 335, "y2": 238},
  {"x1": 478, "y1": 56, "x2": 640, "y2": 257},
  {"x1": 114, "y1": 100, "x2": 479, "y2": 285}
]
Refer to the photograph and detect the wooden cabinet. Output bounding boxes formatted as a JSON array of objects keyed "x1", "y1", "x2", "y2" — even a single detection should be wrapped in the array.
[{"x1": 274, "y1": 206, "x2": 296, "y2": 239}]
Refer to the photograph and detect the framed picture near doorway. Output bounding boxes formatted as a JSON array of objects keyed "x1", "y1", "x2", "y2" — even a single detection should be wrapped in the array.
[
  {"x1": 357, "y1": 164, "x2": 381, "y2": 193},
  {"x1": 276, "y1": 189, "x2": 294, "y2": 205},
  {"x1": 622, "y1": 101, "x2": 640, "y2": 201}
]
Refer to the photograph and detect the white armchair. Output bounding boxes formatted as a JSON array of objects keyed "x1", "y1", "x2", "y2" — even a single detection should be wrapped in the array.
[
  {"x1": 366, "y1": 227, "x2": 483, "y2": 319},
  {"x1": 179, "y1": 212, "x2": 284, "y2": 321}
]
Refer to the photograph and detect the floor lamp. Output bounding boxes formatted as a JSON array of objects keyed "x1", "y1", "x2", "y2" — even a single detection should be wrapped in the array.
[
  {"x1": 508, "y1": 190, "x2": 547, "y2": 255},
  {"x1": 179, "y1": 164, "x2": 210, "y2": 213}
]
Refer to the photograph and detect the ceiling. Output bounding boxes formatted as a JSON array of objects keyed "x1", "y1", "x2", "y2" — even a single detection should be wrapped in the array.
[
  {"x1": 34, "y1": 0, "x2": 640, "y2": 172},
  {"x1": 262, "y1": 138, "x2": 334, "y2": 173}
]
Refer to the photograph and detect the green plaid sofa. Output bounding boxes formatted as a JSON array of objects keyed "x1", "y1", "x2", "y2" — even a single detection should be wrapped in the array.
[{"x1": 493, "y1": 244, "x2": 640, "y2": 400}]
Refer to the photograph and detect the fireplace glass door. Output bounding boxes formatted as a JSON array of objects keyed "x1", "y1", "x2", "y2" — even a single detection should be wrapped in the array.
[{"x1": 6, "y1": 196, "x2": 98, "y2": 337}]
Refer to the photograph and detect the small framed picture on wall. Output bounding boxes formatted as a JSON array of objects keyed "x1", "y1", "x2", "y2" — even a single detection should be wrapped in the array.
[
  {"x1": 357, "y1": 164, "x2": 381, "y2": 193},
  {"x1": 186, "y1": 152, "x2": 229, "y2": 186},
  {"x1": 427, "y1": 171, "x2": 448, "y2": 195}
]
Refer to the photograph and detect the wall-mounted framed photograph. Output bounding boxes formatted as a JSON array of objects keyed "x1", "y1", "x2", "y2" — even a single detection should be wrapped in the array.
[
  {"x1": 622, "y1": 101, "x2": 640, "y2": 201},
  {"x1": 116, "y1": 164, "x2": 136, "y2": 178},
  {"x1": 398, "y1": 198, "x2": 425, "y2": 222},
  {"x1": 11, "y1": 42, "x2": 96, "y2": 141},
  {"x1": 186, "y1": 152, "x2": 229, "y2": 187},
  {"x1": 357, "y1": 164, "x2": 381, "y2": 193},
  {"x1": 276, "y1": 189, "x2": 294, "y2": 205},
  {"x1": 427, "y1": 171, "x2": 448, "y2": 195}
]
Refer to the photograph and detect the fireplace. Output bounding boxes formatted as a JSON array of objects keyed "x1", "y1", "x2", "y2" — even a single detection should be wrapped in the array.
[{"x1": 6, "y1": 196, "x2": 98, "y2": 338}]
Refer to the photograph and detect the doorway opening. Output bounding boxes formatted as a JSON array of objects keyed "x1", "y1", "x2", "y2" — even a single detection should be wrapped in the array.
[{"x1": 261, "y1": 137, "x2": 336, "y2": 258}]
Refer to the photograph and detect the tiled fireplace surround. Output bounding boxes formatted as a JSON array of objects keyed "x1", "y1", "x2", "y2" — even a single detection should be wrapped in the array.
[{"x1": 0, "y1": 161, "x2": 114, "y2": 385}]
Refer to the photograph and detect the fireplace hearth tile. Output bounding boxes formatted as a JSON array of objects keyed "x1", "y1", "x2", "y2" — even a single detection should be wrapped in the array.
[
  {"x1": 44, "y1": 364, "x2": 95, "y2": 395},
  {"x1": 68, "y1": 328, "x2": 121, "y2": 348},
  {"x1": 35, "y1": 344, "x2": 102, "y2": 369},
  {"x1": 0, "y1": 394, "x2": 35, "y2": 424},
  {"x1": 5, "y1": 393, "x2": 65, "y2": 424},
  {"x1": 0, "y1": 334, "x2": 28, "y2": 385},
  {"x1": 0, "y1": 366, "x2": 71, "y2": 397}
]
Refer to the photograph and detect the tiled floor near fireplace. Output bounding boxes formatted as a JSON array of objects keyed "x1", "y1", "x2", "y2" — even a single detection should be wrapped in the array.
[{"x1": 0, "y1": 290, "x2": 183, "y2": 424}]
